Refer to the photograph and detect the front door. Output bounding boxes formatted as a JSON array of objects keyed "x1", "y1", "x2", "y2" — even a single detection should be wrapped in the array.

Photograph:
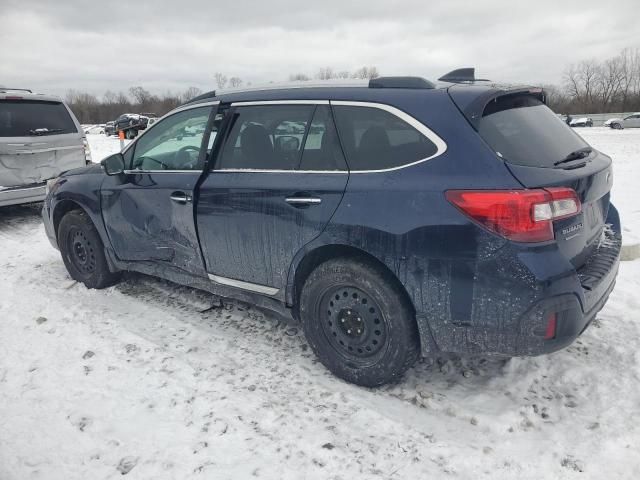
[
  {"x1": 101, "y1": 103, "x2": 215, "y2": 275},
  {"x1": 197, "y1": 102, "x2": 349, "y2": 294}
]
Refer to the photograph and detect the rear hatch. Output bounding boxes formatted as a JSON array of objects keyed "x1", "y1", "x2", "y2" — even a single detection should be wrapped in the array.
[
  {"x1": 0, "y1": 99, "x2": 85, "y2": 188},
  {"x1": 449, "y1": 87, "x2": 613, "y2": 269}
]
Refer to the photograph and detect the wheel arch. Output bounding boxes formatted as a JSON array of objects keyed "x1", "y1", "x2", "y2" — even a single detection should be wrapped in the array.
[
  {"x1": 52, "y1": 199, "x2": 88, "y2": 239},
  {"x1": 287, "y1": 243, "x2": 417, "y2": 320}
]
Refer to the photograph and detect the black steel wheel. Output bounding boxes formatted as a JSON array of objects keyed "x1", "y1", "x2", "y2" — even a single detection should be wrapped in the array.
[
  {"x1": 67, "y1": 226, "x2": 97, "y2": 275},
  {"x1": 300, "y1": 257, "x2": 419, "y2": 387},
  {"x1": 320, "y1": 286, "x2": 388, "y2": 362},
  {"x1": 58, "y1": 210, "x2": 121, "y2": 289}
]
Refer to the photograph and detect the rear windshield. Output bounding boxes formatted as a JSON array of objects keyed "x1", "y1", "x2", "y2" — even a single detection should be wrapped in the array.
[
  {"x1": 477, "y1": 95, "x2": 588, "y2": 167},
  {"x1": 0, "y1": 100, "x2": 78, "y2": 137}
]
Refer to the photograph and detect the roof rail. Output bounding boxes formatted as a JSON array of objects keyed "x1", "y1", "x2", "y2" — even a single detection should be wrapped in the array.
[
  {"x1": 0, "y1": 87, "x2": 33, "y2": 93},
  {"x1": 369, "y1": 76, "x2": 435, "y2": 89},
  {"x1": 438, "y1": 68, "x2": 490, "y2": 83},
  {"x1": 216, "y1": 79, "x2": 368, "y2": 96}
]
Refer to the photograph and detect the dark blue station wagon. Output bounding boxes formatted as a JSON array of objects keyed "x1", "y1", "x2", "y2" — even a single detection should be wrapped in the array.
[{"x1": 43, "y1": 72, "x2": 621, "y2": 386}]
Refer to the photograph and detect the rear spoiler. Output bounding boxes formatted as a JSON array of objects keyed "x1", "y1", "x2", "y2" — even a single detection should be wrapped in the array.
[{"x1": 448, "y1": 84, "x2": 546, "y2": 130}]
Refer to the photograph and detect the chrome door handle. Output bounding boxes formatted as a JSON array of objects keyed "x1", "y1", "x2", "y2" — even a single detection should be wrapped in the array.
[
  {"x1": 170, "y1": 191, "x2": 192, "y2": 204},
  {"x1": 285, "y1": 197, "x2": 322, "y2": 205}
]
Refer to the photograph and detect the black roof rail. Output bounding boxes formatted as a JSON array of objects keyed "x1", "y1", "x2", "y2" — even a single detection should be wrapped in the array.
[
  {"x1": 182, "y1": 90, "x2": 217, "y2": 105},
  {"x1": 369, "y1": 76, "x2": 435, "y2": 89},
  {"x1": 438, "y1": 68, "x2": 490, "y2": 83},
  {"x1": 0, "y1": 87, "x2": 33, "y2": 93}
]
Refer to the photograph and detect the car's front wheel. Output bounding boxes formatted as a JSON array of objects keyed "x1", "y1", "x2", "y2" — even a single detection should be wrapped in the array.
[
  {"x1": 612, "y1": 122, "x2": 623, "y2": 130},
  {"x1": 58, "y1": 210, "x2": 121, "y2": 289},
  {"x1": 299, "y1": 258, "x2": 419, "y2": 387}
]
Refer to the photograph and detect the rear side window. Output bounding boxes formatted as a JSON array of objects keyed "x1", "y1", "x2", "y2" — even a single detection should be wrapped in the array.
[
  {"x1": 0, "y1": 100, "x2": 78, "y2": 137},
  {"x1": 332, "y1": 105, "x2": 438, "y2": 171},
  {"x1": 477, "y1": 95, "x2": 589, "y2": 167},
  {"x1": 216, "y1": 105, "x2": 313, "y2": 170}
]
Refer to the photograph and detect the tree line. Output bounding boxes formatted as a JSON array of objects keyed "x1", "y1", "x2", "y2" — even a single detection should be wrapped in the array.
[
  {"x1": 548, "y1": 48, "x2": 640, "y2": 114},
  {"x1": 64, "y1": 50, "x2": 640, "y2": 124}
]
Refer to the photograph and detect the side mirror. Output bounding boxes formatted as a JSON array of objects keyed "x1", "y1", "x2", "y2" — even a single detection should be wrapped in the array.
[
  {"x1": 101, "y1": 153, "x2": 125, "y2": 175},
  {"x1": 275, "y1": 135, "x2": 300, "y2": 153}
]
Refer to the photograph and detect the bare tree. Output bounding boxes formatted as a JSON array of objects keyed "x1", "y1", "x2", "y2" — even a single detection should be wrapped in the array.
[
  {"x1": 289, "y1": 73, "x2": 310, "y2": 81},
  {"x1": 214, "y1": 72, "x2": 228, "y2": 89},
  {"x1": 181, "y1": 86, "x2": 202, "y2": 102},
  {"x1": 352, "y1": 66, "x2": 380, "y2": 80},
  {"x1": 129, "y1": 86, "x2": 153, "y2": 105},
  {"x1": 316, "y1": 67, "x2": 336, "y2": 80},
  {"x1": 228, "y1": 77, "x2": 243, "y2": 88}
]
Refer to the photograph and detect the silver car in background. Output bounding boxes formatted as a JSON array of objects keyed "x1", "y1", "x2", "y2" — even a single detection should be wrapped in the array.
[
  {"x1": 604, "y1": 113, "x2": 640, "y2": 129},
  {"x1": 0, "y1": 88, "x2": 90, "y2": 207}
]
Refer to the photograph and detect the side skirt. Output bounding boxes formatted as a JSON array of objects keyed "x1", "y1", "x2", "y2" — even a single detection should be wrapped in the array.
[{"x1": 104, "y1": 248, "x2": 295, "y2": 323}]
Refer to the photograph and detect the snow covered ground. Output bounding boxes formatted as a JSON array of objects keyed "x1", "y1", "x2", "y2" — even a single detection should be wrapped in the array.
[{"x1": 0, "y1": 129, "x2": 639, "y2": 479}]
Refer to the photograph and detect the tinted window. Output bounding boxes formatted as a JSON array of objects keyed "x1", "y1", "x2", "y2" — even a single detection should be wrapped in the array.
[
  {"x1": 216, "y1": 105, "x2": 313, "y2": 170},
  {"x1": 299, "y1": 106, "x2": 347, "y2": 171},
  {"x1": 0, "y1": 100, "x2": 77, "y2": 137},
  {"x1": 332, "y1": 105, "x2": 437, "y2": 171},
  {"x1": 478, "y1": 95, "x2": 589, "y2": 168},
  {"x1": 130, "y1": 106, "x2": 211, "y2": 171}
]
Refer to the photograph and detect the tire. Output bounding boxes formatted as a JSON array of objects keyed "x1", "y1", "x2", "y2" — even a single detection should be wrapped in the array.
[
  {"x1": 58, "y1": 210, "x2": 121, "y2": 289},
  {"x1": 299, "y1": 258, "x2": 419, "y2": 387},
  {"x1": 613, "y1": 123, "x2": 623, "y2": 130}
]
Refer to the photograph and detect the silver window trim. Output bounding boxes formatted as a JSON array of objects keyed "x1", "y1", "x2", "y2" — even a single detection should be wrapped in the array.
[
  {"x1": 231, "y1": 100, "x2": 329, "y2": 106},
  {"x1": 330, "y1": 100, "x2": 447, "y2": 173},
  {"x1": 214, "y1": 100, "x2": 447, "y2": 174},
  {"x1": 121, "y1": 101, "x2": 219, "y2": 155},
  {"x1": 122, "y1": 170, "x2": 202, "y2": 174},
  {"x1": 208, "y1": 273, "x2": 279, "y2": 296}
]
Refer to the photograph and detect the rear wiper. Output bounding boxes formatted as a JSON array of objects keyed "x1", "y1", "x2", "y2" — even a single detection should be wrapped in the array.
[
  {"x1": 28, "y1": 128, "x2": 64, "y2": 136},
  {"x1": 554, "y1": 147, "x2": 592, "y2": 166}
]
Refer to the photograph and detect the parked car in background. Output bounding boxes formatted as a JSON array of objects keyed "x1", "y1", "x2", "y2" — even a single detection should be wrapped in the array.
[
  {"x1": 84, "y1": 124, "x2": 105, "y2": 135},
  {"x1": 104, "y1": 121, "x2": 116, "y2": 136},
  {"x1": 570, "y1": 117, "x2": 593, "y2": 127},
  {"x1": 42, "y1": 72, "x2": 621, "y2": 387},
  {"x1": 114, "y1": 113, "x2": 152, "y2": 139},
  {"x1": 604, "y1": 113, "x2": 640, "y2": 129},
  {"x1": 1, "y1": 88, "x2": 90, "y2": 207}
]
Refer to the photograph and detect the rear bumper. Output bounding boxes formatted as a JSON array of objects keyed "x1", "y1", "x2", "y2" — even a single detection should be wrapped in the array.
[
  {"x1": 0, "y1": 183, "x2": 46, "y2": 207},
  {"x1": 419, "y1": 205, "x2": 622, "y2": 357}
]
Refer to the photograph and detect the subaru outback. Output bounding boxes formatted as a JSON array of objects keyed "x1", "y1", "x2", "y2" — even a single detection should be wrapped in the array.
[{"x1": 42, "y1": 70, "x2": 621, "y2": 386}]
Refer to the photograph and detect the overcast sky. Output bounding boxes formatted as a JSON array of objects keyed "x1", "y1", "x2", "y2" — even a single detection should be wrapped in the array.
[{"x1": 1, "y1": 0, "x2": 638, "y2": 98}]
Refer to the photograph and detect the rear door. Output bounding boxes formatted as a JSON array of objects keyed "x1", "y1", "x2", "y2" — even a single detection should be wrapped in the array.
[
  {"x1": 469, "y1": 93, "x2": 613, "y2": 267},
  {"x1": 101, "y1": 103, "x2": 215, "y2": 275},
  {"x1": 0, "y1": 99, "x2": 84, "y2": 187},
  {"x1": 196, "y1": 102, "x2": 348, "y2": 295}
]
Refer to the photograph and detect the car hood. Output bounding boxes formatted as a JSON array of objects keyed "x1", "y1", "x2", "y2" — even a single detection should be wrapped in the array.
[
  {"x1": 604, "y1": 118, "x2": 622, "y2": 124},
  {"x1": 61, "y1": 163, "x2": 103, "y2": 178}
]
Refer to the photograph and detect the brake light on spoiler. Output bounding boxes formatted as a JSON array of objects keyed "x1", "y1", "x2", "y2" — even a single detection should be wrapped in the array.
[{"x1": 446, "y1": 188, "x2": 581, "y2": 242}]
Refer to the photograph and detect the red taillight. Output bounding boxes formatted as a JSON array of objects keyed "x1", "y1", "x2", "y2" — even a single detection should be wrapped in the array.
[
  {"x1": 445, "y1": 188, "x2": 581, "y2": 242},
  {"x1": 544, "y1": 313, "x2": 557, "y2": 340}
]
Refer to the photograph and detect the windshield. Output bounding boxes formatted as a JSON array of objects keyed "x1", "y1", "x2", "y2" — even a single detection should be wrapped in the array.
[
  {"x1": 0, "y1": 100, "x2": 78, "y2": 137},
  {"x1": 477, "y1": 95, "x2": 589, "y2": 168}
]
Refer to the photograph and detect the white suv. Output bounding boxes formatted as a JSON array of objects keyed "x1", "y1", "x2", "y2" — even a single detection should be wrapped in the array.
[{"x1": 0, "y1": 88, "x2": 90, "y2": 207}]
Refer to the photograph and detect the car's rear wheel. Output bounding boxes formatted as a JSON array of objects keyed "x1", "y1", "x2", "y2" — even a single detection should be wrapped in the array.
[
  {"x1": 58, "y1": 210, "x2": 121, "y2": 289},
  {"x1": 299, "y1": 258, "x2": 419, "y2": 387}
]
